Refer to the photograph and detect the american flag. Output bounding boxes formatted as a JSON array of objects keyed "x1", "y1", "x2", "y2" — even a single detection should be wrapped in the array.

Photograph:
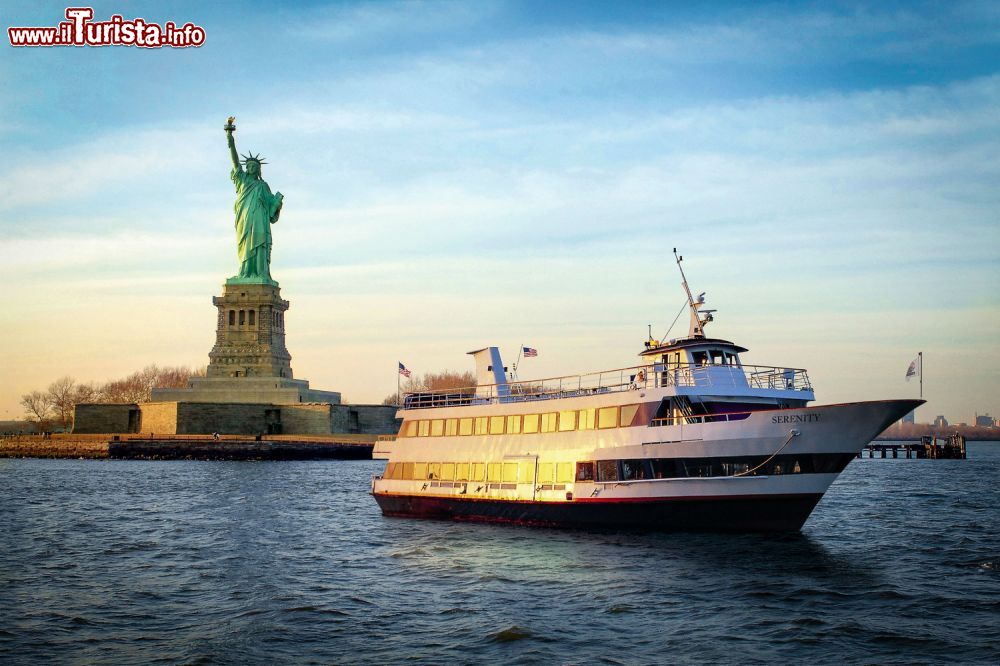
[
  {"x1": 398, "y1": 362, "x2": 411, "y2": 378},
  {"x1": 523, "y1": 347, "x2": 538, "y2": 357}
]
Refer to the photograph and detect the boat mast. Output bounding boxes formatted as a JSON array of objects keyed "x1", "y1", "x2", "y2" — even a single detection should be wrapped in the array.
[{"x1": 673, "y1": 248, "x2": 712, "y2": 339}]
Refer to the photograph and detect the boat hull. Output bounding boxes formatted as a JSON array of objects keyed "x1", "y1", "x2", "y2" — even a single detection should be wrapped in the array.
[{"x1": 373, "y1": 491, "x2": 823, "y2": 532}]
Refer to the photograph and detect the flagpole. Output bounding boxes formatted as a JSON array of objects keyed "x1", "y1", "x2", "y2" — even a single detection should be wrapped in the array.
[
  {"x1": 919, "y1": 351, "x2": 923, "y2": 400},
  {"x1": 397, "y1": 364, "x2": 401, "y2": 406},
  {"x1": 513, "y1": 343, "x2": 523, "y2": 380}
]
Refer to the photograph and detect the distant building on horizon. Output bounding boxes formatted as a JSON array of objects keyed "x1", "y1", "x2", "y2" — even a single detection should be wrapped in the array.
[
  {"x1": 901, "y1": 409, "x2": 915, "y2": 424},
  {"x1": 975, "y1": 413, "x2": 995, "y2": 428},
  {"x1": 933, "y1": 415, "x2": 949, "y2": 428}
]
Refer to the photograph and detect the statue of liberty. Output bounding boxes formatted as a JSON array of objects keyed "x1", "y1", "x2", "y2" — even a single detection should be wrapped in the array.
[{"x1": 224, "y1": 116, "x2": 283, "y2": 284}]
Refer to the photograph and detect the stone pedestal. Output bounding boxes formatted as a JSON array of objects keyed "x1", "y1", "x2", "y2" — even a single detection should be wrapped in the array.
[
  {"x1": 150, "y1": 281, "x2": 341, "y2": 405},
  {"x1": 208, "y1": 282, "x2": 292, "y2": 379}
]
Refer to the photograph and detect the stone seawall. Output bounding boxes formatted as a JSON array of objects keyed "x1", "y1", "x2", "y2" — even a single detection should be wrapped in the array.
[
  {"x1": 0, "y1": 435, "x2": 374, "y2": 461},
  {"x1": 0, "y1": 437, "x2": 110, "y2": 458}
]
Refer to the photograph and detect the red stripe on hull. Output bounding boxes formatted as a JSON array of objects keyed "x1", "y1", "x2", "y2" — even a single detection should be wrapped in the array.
[{"x1": 372, "y1": 492, "x2": 823, "y2": 532}]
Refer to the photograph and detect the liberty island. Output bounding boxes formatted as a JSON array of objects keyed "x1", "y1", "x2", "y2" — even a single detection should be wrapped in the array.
[{"x1": 62, "y1": 118, "x2": 399, "y2": 443}]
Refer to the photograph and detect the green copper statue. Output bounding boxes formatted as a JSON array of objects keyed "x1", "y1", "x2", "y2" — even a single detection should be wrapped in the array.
[{"x1": 225, "y1": 116, "x2": 283, "y2": 284}]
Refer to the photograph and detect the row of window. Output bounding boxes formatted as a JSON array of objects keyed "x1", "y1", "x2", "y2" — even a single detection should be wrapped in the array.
[
  {"x1": 401, "y1": 404, "x2": 642, "y2": 438},
  {"x1": 384, "y1": 460, "x2": 571, "y2": 484},
  {"x1": 382, "y1": 453, "x2": 855, "y2": 484},
  {"x1": 577, "y1": 453, "x2": 856, "y2": 482},
  {"x1": 226, "y1": 309, "x2": 285, "y2": 329}
]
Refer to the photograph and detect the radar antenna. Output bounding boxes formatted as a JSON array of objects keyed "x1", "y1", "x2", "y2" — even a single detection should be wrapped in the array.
[{"x1": 673, "y1": 248, "x2": 713, "y2": 338}]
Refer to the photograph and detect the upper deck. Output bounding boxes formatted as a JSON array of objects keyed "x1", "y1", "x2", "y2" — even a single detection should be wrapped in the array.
[{"x1": 402, "y1": 361, "x2": 813, "y2": 410}]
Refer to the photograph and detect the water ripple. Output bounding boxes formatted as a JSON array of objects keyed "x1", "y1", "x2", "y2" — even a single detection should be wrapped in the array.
[{"x1": 1, "y1": 445, "x2": 999, "y2": 664}]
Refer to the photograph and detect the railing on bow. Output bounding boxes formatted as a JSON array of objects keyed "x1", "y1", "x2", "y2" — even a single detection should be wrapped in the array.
[{"x1": 401, "y1": 362, "x2": 812, "y2": 409}]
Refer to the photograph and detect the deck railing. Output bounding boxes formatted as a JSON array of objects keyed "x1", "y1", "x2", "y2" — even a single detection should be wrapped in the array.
[
  {"x1": 649, "y1": 411, "x2": 754, "y2": 427},
  {"x1": 402, "y1": 362, "x2": 811, "y2": 409}
]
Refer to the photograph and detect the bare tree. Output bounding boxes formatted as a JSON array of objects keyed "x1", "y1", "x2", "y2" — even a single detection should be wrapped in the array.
[
  {"x1": 382, "y1": 370, "x2": 476, "y2": 405},
  {"x1": 100, "y1": 364, "x2": 203, "y2": 403},
  {"x1": 46, "y1": 376, "x2": 77, "y2": 427},
  {"x1": 73, "y1": 382, "x2": 102, "y2": 404},
  {"x1": 154, "y1": 365, "x2": 201, "y2": 390},
  {"x1": 101, "y1": 366, "x2": 157, "y2": 403},
  {"x1": 20, "y1": 390, "x2": 53, "y2": 423}
]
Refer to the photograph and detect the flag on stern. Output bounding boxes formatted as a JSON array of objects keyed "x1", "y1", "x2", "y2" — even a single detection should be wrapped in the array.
[
  {"x1": 398, "y1": 362, "x2": 411, "y2": 378},
  {"x1": 905, "y1": 356, "x2": 919, "y2": 381},
  {"x1": 523, "y1": 347, "x2": 538, "y2": 357}
]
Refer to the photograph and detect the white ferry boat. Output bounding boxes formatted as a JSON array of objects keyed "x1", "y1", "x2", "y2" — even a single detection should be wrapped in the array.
[{"x1": 371, "y1": 251, "x2": 922, "y2": 532}]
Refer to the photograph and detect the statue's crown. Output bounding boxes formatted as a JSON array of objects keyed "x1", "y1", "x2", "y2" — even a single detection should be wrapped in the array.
[{"x1": 240, "y1": 151, "x2": 267, "y2": 166}]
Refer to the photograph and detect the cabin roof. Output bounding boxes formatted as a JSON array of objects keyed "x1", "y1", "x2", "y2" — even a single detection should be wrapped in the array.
[{"x1": 639, "y1": 337, "x2": 749, "y2": 357}]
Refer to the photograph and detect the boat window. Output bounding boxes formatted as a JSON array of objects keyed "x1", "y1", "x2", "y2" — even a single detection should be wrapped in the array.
[
  {"x1": 693, "y1": 351, "x2": 709, "y2": 366},
  {"x1": 558, "y1": 410, "x2": 576, "y2": 432},
  {"x1": 403, "y1": 421, "x2": 417, "y2": 437},
  {"x1": 506, "y1": 415, "x2": 522, "y2": 434},
  {"x1": 541, "y1": 413, "x2": 558, "y2": 433},
  {"x1": 726, "y1": 352, "x2": 740, "y2": 366},
  {"x1": 523, "y1": 414, "x2": 540, "y2": 434},
  {"x1": 682, "y1": 461, "x2": 713, "y2": 477},
  {"x1": 428, "y1": 462, "x2": 440, "y2": 479},
  {"x1": 538, "y1": 462, "x2": 554, "y2": 483},
  {"x1": 619, "y1": 404, "x2": 640, "y2": 427},
  {"x1": 709, "y1": 349, "x2": 725, "y2": 365},
  {"x1": 597, "y1": 460, "x2": 619, "y2": 482},
  {"x1": 578, "y1": 408, "x2": 596, "y2": 430},
  {"x1": 650, "y1": 459, "x2": 675, "y2": 478},
  {"x1": 430, "y1": 419, "x2": 444, "y2": 437},
  {"x1": 575, "y1": 461, "x2": 595, "y2": 482},
  {"x1": 445, "y1": 419, "x2": 458, "y2": 436},
  {"x1": 474, "y1": 417, "x2": 488, "y2": 435},
  {"x1": 441, "y1": 463, "x2": 455, "y2": 480},
  {"x1": 620, "y1": 459, "x2": 651, "y2": 480},
  {"x1": 597, "y1": 406, "x2": 618, "y2": 429},
  {"x1": 456, "y1": 463, "x2": 469, "y2": 481},
  {"x1": 471, "y1": 463, "x2": 485, "y2": 481},
  {"x1": 459, "y1": 418, "x2": 473, "y2": 436},
  {"x1": 402, "y1": 462, "x2": 414, "y2": 479},
  {"x1": 418, "y1": 421, "x2": 430, "y2": 437},
  {"x1": 556, "y1": 462, "x2": 574, "y2": 484},
  {"x1": 719, "y1": 461, "x2": 749, "y2": 476},
  {"x1": 519, "y1": 461, "x2": 535, "y2": 483},
  {"x1": 413, "y1": 463, "x2": 427, "y2": 479},
  {"x1": 502, "y1": 463, "x2": 518, "y2": 483},
  {"x1": 487, "y1": 463, "x2": 502, "y2": 482},
  {"x1": 489, "y1": 416, "x2": 505, "y2": 435}
]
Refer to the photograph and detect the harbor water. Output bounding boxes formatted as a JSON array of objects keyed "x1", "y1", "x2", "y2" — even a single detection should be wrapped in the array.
[{"x1": 2, "y1": 443, "x2": 998, "y2": 664}]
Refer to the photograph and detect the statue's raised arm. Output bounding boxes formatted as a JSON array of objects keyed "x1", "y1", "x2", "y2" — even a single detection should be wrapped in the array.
[{"x1": 224, "y1": 116, "x2": 241, "y2": 172}]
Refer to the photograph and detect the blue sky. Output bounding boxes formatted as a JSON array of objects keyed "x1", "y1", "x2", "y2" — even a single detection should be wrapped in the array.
[{"x1": 2, "y1": 0, "x2": 998, "y2": 422}]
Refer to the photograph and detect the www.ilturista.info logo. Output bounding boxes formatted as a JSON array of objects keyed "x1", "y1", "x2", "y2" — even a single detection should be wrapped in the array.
[{"x1": 8, "y1": 7, "x2": 205, "y2": 48}]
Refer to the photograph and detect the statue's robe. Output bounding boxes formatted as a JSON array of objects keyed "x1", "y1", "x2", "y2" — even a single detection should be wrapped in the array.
[{"x1": 231, "y1": 167, "x2": 282, "y2": 280}]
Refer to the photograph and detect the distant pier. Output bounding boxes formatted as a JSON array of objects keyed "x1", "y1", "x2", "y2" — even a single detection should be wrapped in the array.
[
  {"x1": 862, "y1": 435, "x2": 967, "y2": 460},
  {"x1": 0, "y1": 433, "x2": 376, "y2": 461}
]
